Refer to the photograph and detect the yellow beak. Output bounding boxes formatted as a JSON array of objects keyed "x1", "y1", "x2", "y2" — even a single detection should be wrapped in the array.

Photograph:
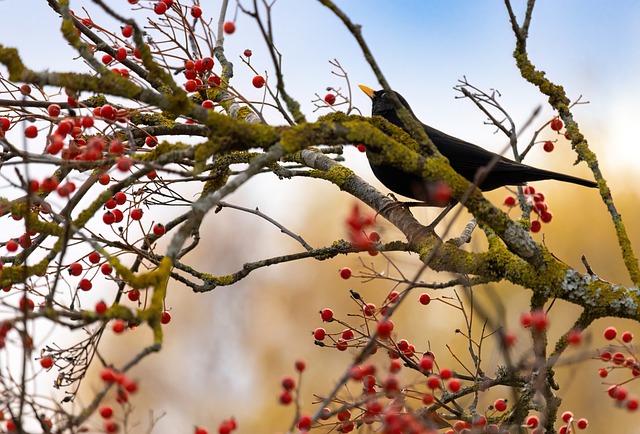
[{"x1": 358, "y1": 84, "x2": 375, "y2": 99}]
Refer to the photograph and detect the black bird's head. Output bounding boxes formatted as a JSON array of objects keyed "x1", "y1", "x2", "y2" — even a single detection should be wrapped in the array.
[{"x1": 358, "y1": 84, "x2": 415, "y2": 127}]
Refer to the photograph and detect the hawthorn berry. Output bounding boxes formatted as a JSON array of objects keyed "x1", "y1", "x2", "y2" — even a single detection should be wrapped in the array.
[
  {"x1": 161, "y1": 311, "x2": 172, "y2": 324},
  {"x1": 116, "y1": 157, "x2": 132, "y2": 172},
  {"x1": 279, "y1": 390, "x2": 292, "y2": 405},
  {"x1": 202, "y1": 57, "x2": 214, "y2": 70},
  {"x1": 47, "y1": 104, "x2": 61, "y2": 117},
  {"x1": 320, "y1": 308, "x2": 334, "y2": 322},
  {"x1": 69, "y1": 262, "x2": 82, "y2": 276},
  {"x1": 525, "y1": 415, "x2": 539, "y2": 428},
  {"x1": 362, "y1": 303, "x2": 376, "y2": 316},
  {"x1": 252, "y1": 75, "x2": 265, "y2": 88},
  {"x1": 281, "y1": 376, "x2": 295, "y2": 390},
  {"x1": 447, "y1": 378, "x2": 461, "y2": 392},
  {"x1": 313, "y1": 327, "x2": 326, "y2": 340},
  {"x1": 96, "y1": 300, "x2": 108, "y2": 315},
  {"x1": 567, "y1": 329, "x2": 582, "y2": 345},
  {"x1": 622, "y1": 330, "x2": 633, "y2": 343},
  {"x1": 419, "y1": 355, "x2": 434, "y2": 372},
  {"x1": 103, "y1": 211, "x2": 115, "y2": 225},
  {"x1": 191, "y1": 6, "x2": 202, "y2": 18},
  {"x1": 540, "y1": 211, "x2": 552, "y2": 223},
  {"x1": 244, "y1": 49, "x2": 252, "y2": 57},
  {"x1": 78, "y1": 278, "x2": 92, "y2": 291},
  {"x1": 295, "y1": 359, "x2": 306, "y2": 372},
  {"x1": 543, "y1": 140, "x2": 554, "y2": 152},
  {"x1": 40, "y1": 356, "x2": 54, "y2": 369},
  {"x1": 387, "y1": 291, "x2": 399, "y2": 303},
  {"x1": 127, "y1": 289, "x2": 140, "y2": 302},
  {"x1": 25, "y1": 125, "x2": 38, "y2": 139},
  {"x1": 440, "y1": 368, "x2": 453, "y2": 380},
  {"x1": 101, "y1": 368, "x2": 117, "y2": 382},
  {"x1": 194, "y1": 427, "x2": 208, "y2": 434},
  {"x1": 419, "y1": 293, "x2": 431, "y2": 305},
  {"x1": 185, "y1": 79, "x2": 198, "y2": 92},
  {"x1": 376, "y1": 319, "x2": 394, "y2": 339},
  {"x1": 342, "y1": 329, "x2": 354, "y2": 340},
  {"x1": 223, "y1": 21, "x2": 236, "y2": 34},
  {"x1": 339, "y1": 267, "x2": 352, "y2": 279},
  {"x1": 130, "y1": 208, "x2": 143, "y2": 220},
  {"x1": 104, "y1": 421, "x2": 119, "y2": 433},
  {"x1": 550, "y1": 117, "x2": 563, "y2": 132},
  {"x1": 335, "y1": 339, "x2": 348, "y2": 351},
  {"x1": 426, "y1": 376, "x2": 441, "y2": 389},
  {"x1": 113, "y1": 209, "x2": 124, "y2": 223},
  {"x1": 154, "y1": 2, "x2": 168, "y2": 14},
  {"x1": 494, "y1": 399, "x2": 507, "y2": 412},
  {"x1": 112, "y1": 319, "x2": 126, "y2": 334},
  {"x1": 99, "y1": 173, "x2": 110, "y2": 185},
  {"x1": 101, "y1": 263, "x2": 113, "y2": 275},
  {"x1": 6, "y1": 240, "x2": 18, "y2": 252},
  {"x1": 604, "y1": 326, "x2": 617, "y2": 340},
  {"x1": 115, "y1": 47, "x2": 127, "y2": 62},
  {"x1": 530, "y1": 220, "x2": 542, "y2": 233},
  {"x1": 100, "y1": 406, "x2": 113, "y2": 419},
  {"x1": 202, "y1": 100, "x2": 214, "y2": 109},
  {"x1": 324, "y1": 93, "x2": 336, "y2": 105},
  {"x1": 0, "y1": 117, "x2": 10, "y2": 131},
  {"x1": 153, "y1": 224, "x2": 166, "y2": 236},
  {"x1": 576, "y1": 418, "x2": 588, "y2": 429}
]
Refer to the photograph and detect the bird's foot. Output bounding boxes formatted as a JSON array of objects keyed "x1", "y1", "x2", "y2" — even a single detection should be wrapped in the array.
[{"x1": 377, "y1": 200, "x2": 429, "y2": 217}]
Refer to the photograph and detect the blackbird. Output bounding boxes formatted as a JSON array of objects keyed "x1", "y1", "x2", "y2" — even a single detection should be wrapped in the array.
[{"x1": 358, "y1": 84, "x2": 597, "y2": 205}]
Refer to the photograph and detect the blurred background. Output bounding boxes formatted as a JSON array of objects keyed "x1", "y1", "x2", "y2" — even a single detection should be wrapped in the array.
[{"x1": 2, "y1": 0, "x2": 640, "y2": 432}]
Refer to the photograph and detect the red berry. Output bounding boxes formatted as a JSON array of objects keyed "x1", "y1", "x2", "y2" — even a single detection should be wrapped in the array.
[
  {"x1": 279, "y1": 390, "x2": 292, "y2": 405},
  {"x1": 543, "y1": 140, "x2": 554, "y2": 152},
  {"x1": 363, "y1": 303, "x2": 376, "y2": 316},
  {"x1": 376, "y1": 319, "x2": 394, "y2": 339},
  {"x1": 40, "y1": 356, "x2": 54, "y2": 369},
  {"x1": 202, "y1": 100, "x2": 214, "y2": 109},
  {"x1": 420, "y1": 355, "x2": 434, "y2": 372},
  {"x1": 127, "y1": 289, "x2": 140, "y2": 302},
  {"x1": 243, "y1": 49, "x2": 252, "y2": 57},
  {"x1": 0, "y1": 117, "x2": 10, "y2": 131},
  {"x1": 320, "y1": 308, "x2": 333, "y2": 322},
  {"x1": 281, "y1": 376, "x2": 295, "y2": 390},
  {"x1": 324, "y1": 93, "x2": 336, "y2": 105},
  {"x1": 252, "y1": 75, "x2": 265, "y2": 88},
  {"x1": 313, "y1": 327, "x2": 326, "y2": 340},
  {"x1": 115, "y1": 47, "x2": 127, "y2": 62},
  {"x1": 622, "y1": 331, "x2": 633, "y2": 343},
  {"x1": 101, "y1": 263, "x2": 113, "y2": 275},
  {"x1": 112, "y1": 319, "x2": 126, "y2": 334},
  {"x1": 6, "y1": 240, "x2": 18, "y2": 252},
  {"x1": 104, "y1": 421, "x2": 119, "y2": 433},
  {"x1": 101, "y1": 104, "x2": 116, "y2": 120},
  {"x1": 69, "y1": 262, "x2": 82, "y2": 276},
  {"x1": 25, "y1": 125, "x2": 38, "y2": 138},
  {"x1": 130, "y1": 208, "x2": 143, "y2": 220},
  {"x1": 342, "y1": 329, "x2": 354, "y2": 340},
  {"x1": 567, "y1": 329, "x2": 582, "y2": 345},
  {"x1": 185, "y1": 79, "x2": 198, "y2": 92},
  {"x1": 47, "y1": 104, "x2": 61, "y2": 117},
  {"x1": 99, "y1": 173, "x2": 111, "y2": 185},
  {"x1": 627, "y1": 398, "x2": 639, "y2": 411},
  {"x1": 96, "y1": 300, "x2": 108, "y2": 314},
  {"x1": 121, "y1": 24, "x2": 133, "y2": 38},
  {"x1": 161, "y1": 311, "x2": 172, "y2": 324},
  {"x1": 103, "y1": 211, "x2": 115, "y2": 225},
  {"x1": 540, "y1": 211, "x2": 552, "y2": 223},
  {"x1": 339, "y1": 267, "x2": 352, "y2": 279},
  {"x1": 191, "y1": 6, "x2": 202, "y2": 18},
  {"x1": 19, "y1": 296, "x2": 34, "y2": 311},
  {"x1": 526, "y1": 415, "x2": 539, "y2": 428},
  {"x1": 154, "y1": 2, "x2": 168, "y2": 14},
  {"x1": 503, "y1": 196, "x2": 516, "y2": 207},
  {"x1": 604, "y1": 326, "x2": 617, "y2": 340},
  {"x1": 116, "y1": 157, "x2": 132, "y2": 172},
  {"x1": 598, "y1": 367, "x2": 608, "y2": 378},
  {"x1": 100, "y1": 406, "x2": 113, "y2": 419},
  {"x1": 576, "y1": 418, "x2": 588, "y2": 429},
  {"x1": 419, "y1": 293, "x2": 431, "y2": 305},
  {"x1": 494, "y1": 399, "x2": 507, "y2": 412},
  {"x1": 440, "y1": 368, "x2": 453, "y2": 380},
  {"x1": 447, "y1": 378, "x2": 461, "y2": 393},
  {"x1": 223, "y1": 21, "x2": 236, "y2": 34},
  {"x1": 100, "y1": 368, "x2": 117, "y2": 382},
  {"x1": 297, "y1": 415, "x2": 311, "y2": 431},
  {"x1": 550, "y1": 117, "x2": 563, "y2": 131},
  {"x1": 426, "y1": 376, "x2": 440, "y2": 390},
  {"x1": 202, "y1": 57, "x2": 214, "y2": 70},
  {"x1": 79, "y1": 278, "x2": 92, "y2": 291},
  {"x1": 561, "y1": 411, "x2": 573, "y2": 423},
  {"x1": 153, "y1": 224, "x2": 166, "y2": 236},
  {"x1": 530, "y1": 220, "x2": 541, "y2": 233},
  {"x1": 194, "y1": 428, "x2": 208, "y2": 434}
]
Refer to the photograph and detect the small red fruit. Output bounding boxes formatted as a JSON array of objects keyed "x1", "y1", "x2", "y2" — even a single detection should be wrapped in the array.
[
  {"x1": 223, "y1": 21, "x2": 236, "y2": 34},
  {"x1": 116, "y1": 157, "x2": 132, "y2": 172},
  {"x1": 243, "y1": 49, "x2": 252, "y2": 57},
  {"x1": 96, "y1": 300, "x2": 108, "y2": 315},
  {"x1": 313, "y1": 328, "x2": 326, "y2": 340},
  {"x1": 89, "y1": 251, "x2": 101, "y2": 264},
  {"x1": 622, "y1": 331, "x2": 633, "y2": 343},
  {"x1": 604, "y1": 326, "x2": 617, "y2": 340},
  {"x1": 112, "y1": 319, "x2": 126, "y2": 334},
  {"x1": 324, "y1": 93, "x2": 336, "y2": 105},
  {"x1": 295, "y1": 359, "x2": 306, "y2": 372},
  {"x1": 161, "y1": 311, "x2": 172, "y2": 324},
  {"x1": 543, "y1": 140, "x2": 554, "y2": 152},
  {"x1": 100, "y1": 406, "x2": 113, "y2": 419},
  {"x1": 494, "y1": 399, "x2": 507, "y2": 412},
  {"x1": 153, "y1": 224, "x2": 166, "y2": 236},
  {"x1": 191, "y1": 6, "x2": 202, "y2": 18},
  {"x1": 339, "y1": 267, "x2": 352, "y2": 279},
  {"x1": 376, "y1": 319, "x2": 394, "y2": 339},
  {"x1": 550, "y1": 117, "x2": 563, "y2": 131},
  {"x1": 419, "y1": 293, "x2": 431, "y2": 305},
  {"x1": 530, "y1": 220, "x2": 541, "y2": 233},
  {"x1": 47, "y1": 104, "x2": 61, "y2": 117},
  {"x1": 40, "y1": 356, "x2": 54, "y2": 369},
  {"x1": 25, "y1": 125, "x2": 38, "y2": 138},
  {"x1": 252, "y1": 75, "x2": 265, "y2": 88},
  {"x1": 154, "y1": 2, "x2": 168, "y2": 14},
  {"x1": 320, "y1": 308, "x2": 333, "y2": 322},
  {"x1": 130, "y1": 208, "x2": 143, "y2": 220}
]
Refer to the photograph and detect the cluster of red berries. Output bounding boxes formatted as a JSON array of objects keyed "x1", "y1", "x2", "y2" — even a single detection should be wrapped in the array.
[
  {"x1": 183, "y1": 56, "x2": 217, "y2": 92},
  {"x1": 278, "y1": 359, "x2": 306, "y2": 405},
  {"x1": 555, "y1": 411, "x2": 589, "y2": 433},
  {"x1": 345, "y1": 203, "x2": 378, "y2": 252},
  {"x1": 520, "y1": 310, "x2": 549, "y2": 332},
  {"x1": 597, "y1": 326, "x2": 639, "y2": 412},
  {"x1": 100, "y1": 367, "x2": 138, "y2": 410},
  {"x1": 503, "y1": 186, "x2": 552, "y2": 233}
]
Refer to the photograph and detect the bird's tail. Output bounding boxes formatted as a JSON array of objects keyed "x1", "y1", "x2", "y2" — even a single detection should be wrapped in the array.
[{"x1": 522, "y1": 167, "x2": 598, "y2": 188}]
